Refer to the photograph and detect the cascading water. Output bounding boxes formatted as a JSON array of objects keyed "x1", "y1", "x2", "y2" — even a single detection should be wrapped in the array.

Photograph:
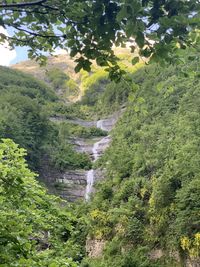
[
  {"x1": 85, "y1": 119, "x2": 109, "y2": 200},
  {"x1": 97, "y1": 120, "x2": 105, "y2": 131},
  {"x1": 85, "y1": 169, "x2": 94, "y2": 201},
  {"x1": 92, "y1": 141, "x2": 100, "y2": 161}
]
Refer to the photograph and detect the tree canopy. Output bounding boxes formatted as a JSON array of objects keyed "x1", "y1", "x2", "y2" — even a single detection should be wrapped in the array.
[
  {"x1": 1, "y1": 0, "x2": 200, "y2": 79},
  {"x1": 0, "y1": 138, "x2": 82, "y2": 266},
  {"x1": 82, "y1": 48, "x2": 200, "y2": 266}
]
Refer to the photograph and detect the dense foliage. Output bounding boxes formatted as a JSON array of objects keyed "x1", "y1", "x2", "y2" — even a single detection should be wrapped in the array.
[
  {"x1": 0, "y1": 66, "x2": 92, "y2": 171},
  {"x1": 1, "y1": 47, "x2": 200, "y2": 266},
  {"x1": 80, "y1": 62, "x2": 143, "y2": 117},
  {"x1": 0, "y1": 66, "x2": 56, "y2": 168},
  {"x1": 46, "y1": 68, "x2": 80, "y2": 101},
  {"x1": 1, "y1": 1, "x2": 200, "y2": 79},
  {"x1": 83, "y1": 50, "x2": 200, "y2": 266},
  {"x1": 0, "y1": 139, "x2": 83, "y2": 266}
]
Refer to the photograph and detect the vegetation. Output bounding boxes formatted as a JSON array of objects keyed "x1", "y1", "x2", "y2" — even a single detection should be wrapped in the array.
[
  {"x1": 45, "y1": 102, "x2": 89, "y2": 120},
  {"x1": 58, "y1": 122, "x2": 107, "y2": 139},
  {"x1": 0, "y1": 66, "x2": 56, "y2": 168},
  {"x1": 85, "y1": 50, "x2": 200, "y2": 266},
  {"x1": 1, "y1": 43, "x2": 200, "y2": 266},
  {"x1": 0, "y1": 66, "x2": 92, "y2": 171},
  {"x1": 44, "y1": 124, "x2": 92, "y2": 171},
  {"x1": 1, "y1": 1, "x2": 200, "y2": 79},
  {"x1": 79, "y1": 62, "x2": 143, "y2": 117},
  {"x1": 46, "y1": 68, "x2": 79, "y2": 101},
  {"x1": 0, "y1": 139, "x2": 83, "y2": 266}
]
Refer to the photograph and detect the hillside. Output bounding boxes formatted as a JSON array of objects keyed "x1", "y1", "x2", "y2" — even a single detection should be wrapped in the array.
[
  {"x1": 12, "y1": 47, "x2": 135, "y2": 82},
  {"x1": 0, "y1": 65, "x2": 113, "y2": 200},
  {"x1": 12, "y1": 53, "x2": 81, "y2": 83},
  {"x1": 12, "y1": 48, "x2": 142, "y2": 103},
  {"x1": 12, "y1": 54, "x2": 82, "y2": 102},
  {"x1": 82, "y1": 50, "x2": 200, "y2": 267},
  {"x1": 0, "y1": 66, "x2": 93, "y2": 175},
  {"x1": 0, "y1": 47, "x2": 200, "y2": 267}
]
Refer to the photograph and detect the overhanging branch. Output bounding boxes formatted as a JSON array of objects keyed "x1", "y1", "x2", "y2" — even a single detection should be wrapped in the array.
[
  {"x1": 13, "y1": 25, "x2": 65, "y2": 39},
  {"x1": 0, "y1": 0, "x2": 48, "y2": 8}
]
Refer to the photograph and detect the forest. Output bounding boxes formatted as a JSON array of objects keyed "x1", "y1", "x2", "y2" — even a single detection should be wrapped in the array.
[
  {"x1": 0, "y1": 0, "x2": 200, "y2": 266},
  {"x1": 0, "y1": 46, "x2": 200, "y2": 266}
]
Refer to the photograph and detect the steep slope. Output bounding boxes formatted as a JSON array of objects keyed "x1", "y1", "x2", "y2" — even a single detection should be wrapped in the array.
[
  {"x1": 0, "y1": 66, "x2": 91, "y2": 180},
  {"x1": 2, "y1": 46, "x2": 200, "y2": 266},
  {"x1": 12, "y1": 54, "x2": 82, "y2": 102},
  {"x1": 82, "y1": 51, "x2": 200, "y2": 267},
  {"x1": 12, "y1": 48, "x2": 142, "y2": 104},
  {"x1": 0, "y1": 66, "x2": 57, "y2": 168},
  {"x1": 12, "y1": 53, "x2": 81, "y2": 83},
  {"x1": 8, "y1": 50, "x2": 143, "y2": 201},
  {"x1": 0, "y1": 139, "x2": 84, "y2": 267},
  {"x1": 12, "y1": 47, "x2": 135, "y2": 83},
  {"x1": 0, "y1": 65, "x2": 123, "y2": 202},
  {"x1": 48, "y1": 112, "x2": 121, "y2": 202}
]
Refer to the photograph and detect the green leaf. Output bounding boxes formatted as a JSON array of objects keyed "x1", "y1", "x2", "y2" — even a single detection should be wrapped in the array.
[
  {"x1": 74, "y1": 62, "x2": 83, "y2": 73},
  {"x1": 135, "y1": 31, "x2": 145, "y2": 48},
  {"x1": 132, "y1": 57, "x2": 139, "y2": 65}
]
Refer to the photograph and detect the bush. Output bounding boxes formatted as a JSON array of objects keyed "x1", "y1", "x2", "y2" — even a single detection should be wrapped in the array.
[
  {"x1": 49, "y1": 142, "x2": 92, "y2": 171},
  {"x1": 0, "y1": 139, "x2": 80, "y2": 267}
]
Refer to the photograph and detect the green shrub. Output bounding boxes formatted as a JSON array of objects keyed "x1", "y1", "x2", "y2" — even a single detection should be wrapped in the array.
[
  {"x1": 48, "y1": 142, "x2": 92, "y2": 171},
  {"x1": 0, "y1": 139, "x2": 80, "y2": 267}
]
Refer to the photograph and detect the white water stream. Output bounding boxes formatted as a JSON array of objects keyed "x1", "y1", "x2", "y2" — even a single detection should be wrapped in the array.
[
  {"x1": 85, "y1": 169, "x2": 94, "y2": 201},
  {"x1": 85, "y1": 120, "x2": 110, "y2": 201},
  {"x1": 97, "y1": 120, "x2": 106, "y2": 131}
]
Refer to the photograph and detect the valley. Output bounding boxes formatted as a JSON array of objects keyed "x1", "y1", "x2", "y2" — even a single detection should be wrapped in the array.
[{"x1": 0, "y1": 47, "x2": 200, "y2": 267}]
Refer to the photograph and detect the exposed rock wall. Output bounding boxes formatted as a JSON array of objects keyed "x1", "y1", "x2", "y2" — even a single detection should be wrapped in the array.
[
  {"x1": 86, "y1": 238, "x2": 106, "y2": 258},
  {"x1": 149, "y1": 249, "x2": 200, "y2": 267},
  {"x1": 40, "y1": 111, "x2": 122, "y2": 201}
]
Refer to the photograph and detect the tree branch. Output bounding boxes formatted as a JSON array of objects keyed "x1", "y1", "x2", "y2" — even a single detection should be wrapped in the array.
[
  {"x1": 41, "y1": 3, "x2": 59, "y2": 11},
  {"x1": 4, "y1": 8, "x2": 49, "y2": 15},
  {"x1": 8, "y1": 36, "x2": 34, "y2": 44},
  {"x1": 13, "y1": 25, "x2": 65, "y2": 39},
  {"x1": 0, "y1": 0, "x2": 47, "y2": 9}
]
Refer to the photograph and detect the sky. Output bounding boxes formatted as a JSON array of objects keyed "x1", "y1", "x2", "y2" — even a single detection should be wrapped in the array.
[
  {"x1": 0, "y1": 27, "x2": 69, "y2": 66},
  {"x1": 0, "y1": 27, "x2": 28, "y2": 66}
]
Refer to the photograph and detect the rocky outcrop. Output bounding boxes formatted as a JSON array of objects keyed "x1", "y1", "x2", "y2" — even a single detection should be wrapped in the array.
[
  {"x1": 86, "y1": 238, "x2": 106, "y2": 258},
  {"x1": 84, "y1": 112, "x2": 121, "y2": 201},
  {"x1": 55, "y1": 170, "x2": 87, "y2": 202},
  {"x1": 149, "y1": 249, "x2": 200, "y2": 267},
  {"x1": 72, "y1": 138, "x2": 95, "y2": 156},
  {"x1": 39, "y1": 157, "x2": 87, "y2": 201},
  {"x1": 40, "y1": 111, "x2": 122, "y2": 201}
]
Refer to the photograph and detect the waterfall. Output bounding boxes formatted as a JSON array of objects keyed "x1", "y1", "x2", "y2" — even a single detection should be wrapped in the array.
[
  {"x1": 85, "y1": 170, "x2": 94, "y2": 201},
  {"x1": 92, "y1": 141, "x2": 99, "y2": 161},
  {"x1": 97, "y1": 119, "x2": 108, "y2": 131},
  {"x1": 97, "y1": 119, "x2": 104, "y2": 130},
  {"x1": 85, "y1": 119, "x2": 109, "y2": 200}
]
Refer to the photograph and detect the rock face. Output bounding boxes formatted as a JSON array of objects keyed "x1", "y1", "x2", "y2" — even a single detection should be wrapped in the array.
[
  {"x1": 57, "y1": 170, "x2": 87, "y2": 201},
  {"x1": 40, "y1": 111, "x2": 122, "y2": 201},
  {"x1": 39, "y1": 161, "x2": 87, "y2": 202},
  {"x1": 149, "y1": 249, "x2": 200, "y2": 267},
  {"x1": 186, "y1": 258, "x2": 200, "y2": 267},
  {"x1": 72, "y1": 138, "x2": 94, "y2": 156},
  {"x1": 84, "y1": 112, "x2": 121, "y2": 201},
  {"x1": 86, "y1": 238, "x2": 106, "y2": 258}
]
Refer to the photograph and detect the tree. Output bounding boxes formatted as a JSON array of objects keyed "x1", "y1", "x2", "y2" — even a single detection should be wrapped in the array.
[
  {"x1": 0, "y1": 138, "x2": 79, "y2": 266},
  {"x1": 1, "y1": 1, "x2": 200, "y2": 79}
]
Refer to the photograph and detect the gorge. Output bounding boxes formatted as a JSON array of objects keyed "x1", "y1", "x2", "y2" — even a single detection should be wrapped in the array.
[
  {"x1": 1, "y1": 49, "x2": 200, "y2": 267},
  {"x1": 85, "y1": 117, "x2": 118, "y2": 200},
  {"x1": 1, "y1": 2, "x2": 200, "y2": 266},
  {"x1": 45, "y1": 112, "x2": 121, "y2": 202}
]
